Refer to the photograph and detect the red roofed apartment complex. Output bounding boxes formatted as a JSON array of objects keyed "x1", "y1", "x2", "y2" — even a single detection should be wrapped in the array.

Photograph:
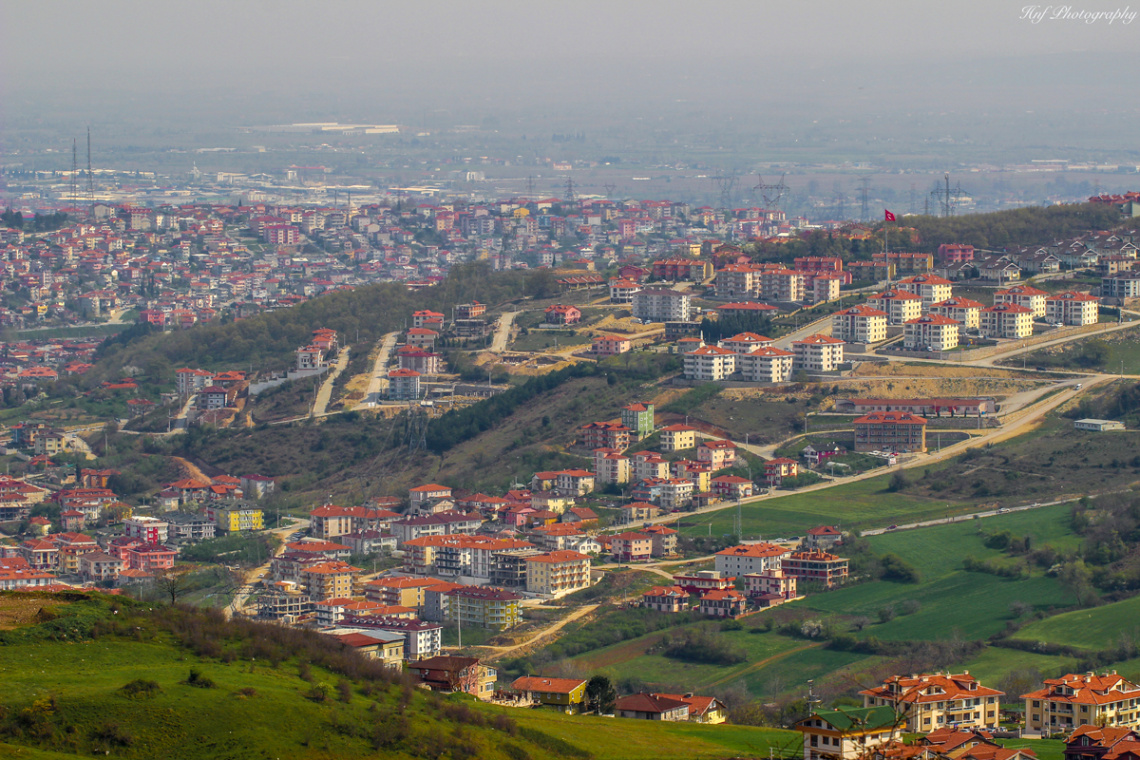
[
  {"x1": 861, "y1": 672, "x2": 1004, "y2": 732},
  {"x1": 854, "y1": 411, "x2": 927, "y2": 452},
  {"x1": 1022, "y1": 673, "x2": 1140, "y2": 735},
  {"x1": 714, "y1": 543, "x2": 790, "y2": 576}
]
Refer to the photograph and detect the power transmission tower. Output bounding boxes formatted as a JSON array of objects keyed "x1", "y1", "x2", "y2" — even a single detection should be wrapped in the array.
[
  {"x1": 859, "y1": 178, "x2": 870, "y2": 222},
  {"x1": 564, "y1": 176, "x2": 576, "y2": 203},
  {"x1": 753, "y1": 173, "x2": 789, "y2": 211},
  {"x1": 603, "y1": 182, "x2": 616, "y2": 198},
  {"x1": 711, "y1": 174, "x2": 738, "y2": 211},
  {"x1": 929, "y1": 173, "x2": 967, "y2": 218},
  {"x1": 526, "y1": 175, "x2": 535, "y2": 199},
  {"x1": 86, "y1": 127, "x2": 95, "y2": 220},
  {"x1": 909, "y1": 183, "x2": 917, "y2": 216},
  {"x1": 833, "y1": 182, "x2": 846, "y2": 220},
  {"x1": 403, "y1": 406, "x2": 429, "y2": 453},
  {"x1": 70, "y1": 139, "x2": 79, "y2": 211}
]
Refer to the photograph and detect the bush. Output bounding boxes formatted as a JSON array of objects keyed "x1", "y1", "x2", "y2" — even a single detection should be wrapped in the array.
[
  {"x1": 184, "y1": 668, "x2": 217, "y2": 689},
  {"x1": 119, "y1": 679, "x2": 162, "y2": 699},
  {"x1": 880, "y1": 553, "x2": 920, "y2": 583},
  {"x1": 662, "y1": 626, "x2": 747, "y2": 665}
]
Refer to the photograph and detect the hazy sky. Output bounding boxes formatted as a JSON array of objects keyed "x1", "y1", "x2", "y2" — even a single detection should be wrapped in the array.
[
  {"x1": 4, "y1": 0, "x2": 1138, "y2": 88},
  {"x1": 2, "y1": 1, "x2": 1139, "y2": 143}
]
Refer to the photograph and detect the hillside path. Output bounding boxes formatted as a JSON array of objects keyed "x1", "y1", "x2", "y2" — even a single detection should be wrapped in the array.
[
  {"x1": 357, "y1": 331, "x2": 400, "y2": 408},
  {"x1": 476, "y1": 603, "x2": 599, "y2": 660},
  {"x1": 490, "y1": 311, "x2": 520, "y2": 352},
  {"x1": 311, "y1": 348, "x2": 350, "y2": 417}
]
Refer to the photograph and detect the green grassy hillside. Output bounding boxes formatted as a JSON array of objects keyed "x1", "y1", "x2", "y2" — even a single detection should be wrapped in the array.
[{"x1": 0, "y1": 591, "x2": 795, "y2": 760}]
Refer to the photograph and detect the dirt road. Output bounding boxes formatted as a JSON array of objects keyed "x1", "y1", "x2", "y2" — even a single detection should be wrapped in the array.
[
  {"x1": 356, "y1": 331, "x2": 400, "y2": 408},
  {"x1": 478, "y1": 603, "x2": 600, "y2": 660},
  {"x1": 490, "y1": 311, "x2": 520, "y2": 352},
  {"x1": 311, "y1": 349, "x2": 351, "y2": 416}
]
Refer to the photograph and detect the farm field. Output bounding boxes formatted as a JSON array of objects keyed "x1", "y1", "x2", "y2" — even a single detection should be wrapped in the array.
[
  {"x1": 954, "y1": 647, "x2": 1077, "y2": 690},
  {"x1": 1010, "y1": 594, "x2": 1140, "y2": 651}
]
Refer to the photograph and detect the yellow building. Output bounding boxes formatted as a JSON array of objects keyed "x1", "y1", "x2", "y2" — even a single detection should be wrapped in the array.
[
  {"x1": 211, "y1": 505, "x2": 264, "y2": 532},
  {"x1": 860, "y1": 672, "x2": 1003, "y2": 732},
  {"x1": 300, "y1": 561, "x2": 361, "y2": 601},
  {"x1": 511, "y1": 676, "x2": 588, "y2": 713},
  {"x1": 446, "y1": 586, "x2": 523, "y2": 631},
  {"x1": 1022, "y1": 672, "x2": 1140, "y2": 735},
  {"x1": 659, "y1": 424, "x2": 697, "y2": 451},
  {"x1": 525, "y1": 550, "x2": 591, "y2": 596}
]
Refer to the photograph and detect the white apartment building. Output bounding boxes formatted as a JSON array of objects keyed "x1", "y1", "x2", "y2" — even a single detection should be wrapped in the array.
[
  {"x1": 995, "y1": 284, "x2": 1047, "y2": 318},
  {"x1": 683, "y1": 345, "x2": 737, "y2": 381},
  {"x1": 792, "y1": 334, "x2": 845, "y2": 373},
  {"x1": 867, "y1": 289, "x2": 923, "y2": 324},
  {"x1": 1045, "y1": 291, "x2": 1099, "y2": 326},
  {"x1": 632, "y1": 289, "x2": 692, "y2": 322},
  {"x1": 904, "y1": 314, "x2": 961, "y2": 351},
  {"x1": 896, "y1": 274, "x2": 953, "y2": 309},
  {"x1": 738, "y1": 346, "x2": 795, "y2": 383},
  {"x1": 929, "y1": 297, "x2": 983, "y2": 329},
  {"x1": 980, "y1": 303, "x2": 1033, "y2": 339},
  {"x1": 832, "y1": 305, "x2": 888, "y2": 343}
]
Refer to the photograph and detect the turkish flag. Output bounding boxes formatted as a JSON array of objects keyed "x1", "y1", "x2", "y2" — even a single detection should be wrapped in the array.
[{"x1": 884, "y1": 210, "x2": 896, "y2": 222}]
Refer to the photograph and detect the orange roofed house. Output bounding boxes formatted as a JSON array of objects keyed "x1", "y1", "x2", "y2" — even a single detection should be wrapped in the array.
[
  {"x1": 1023, "y1": 672, "x2": 1140, "y2": 736},
  {"x1": 860, "y1": 672, "x2": 1004, "y2": 732}
]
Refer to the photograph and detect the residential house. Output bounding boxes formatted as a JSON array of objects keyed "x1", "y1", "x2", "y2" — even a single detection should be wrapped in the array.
[
  {"x1": 854, "y1": 411, "x2": 927, "y2": 453},
  {"x1": 593, "y1": 335, "x2": 632, "y2": 356},
  {"x1": 795, "y1": 706, "x2": 902, "y2": 760},
  {"x1": 743, "y1": 567, "x2": 798, "y2": 605},
  {"x1": 861, "y1": 672, "x2": 1004, "y2": 732},
  {"x1": 632, "y1": 289, "x2": 692, "y2": 322},
  {"x1": 712, "y1": 474, "x2": 754, "y2": 500},
  {"x1": 697, "y1": 439, "x2": 737, "y2": 470},
  {"x1": 640, "y1": 525, "x2": 678, "y2": 557},
  {"x1": 641, "y1": 585, "x2": 690, "y2": 613},
  {"x1": 765, "y1": 457, "x2": 799, "y2": 486},
  {"x1": 1062, "y1": 725, "x2": 1140, "y2": 760},
  {"x1": 783, "y1": 550, "x2": 849, "y2": 588},
  {"x1": 511, "y1": 676, "x2": 589, "y2": 713},
  {"x1": 714, "y1": 543, "x2": 790, "y2": 576},
  {"x1": 698, "y1": 588, "x2": 748, "y2": 616},
  {"x1": 610, "y1": 532, "x2": 654, "y2": 562},
  {"x1": 543, "y1": 304, "x2": 582, "y2": 325},
  {"x1": 684, "y1": 345, "x2": 737, "y2": 381},
  {"x1": 621, "y1": 501, "x2": 660, "y2": 523},
  {"x1": 408, "y1": 656, "x2": 496, "y2": 700},
  {"x1": 650, "y1": 693, "x2": 729, "y2": 724},
  {"x1": 896, "y1": 274, "x2": 954, "y2": 309},
  {"x1": 615, "y1": 693, "x2": 691, "y2": 721},
  {"x1": 446, "y1": 586, "x2": 522, "y2": 631},
  {"x1": 1023, "y1": 673, "x2": 1140, "y2": 735},
  {"x1": 621, "y1": 402, "x2": 655, "y2": 440}
]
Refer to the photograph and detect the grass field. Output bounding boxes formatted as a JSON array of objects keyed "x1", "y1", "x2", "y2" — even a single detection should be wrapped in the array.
[
  {"x1": 512, "y1": 709, "x2": 802, "y2": 760},
  {"x1": 795, "y1": 504, "x2": 1077, "y2": 640},
  {"x1": 675, "y1": 473, "x2": 979, "y2": 540},
  {"x1": 1010, "y1": 594, "x2": 1140, "y2": 651},
  {"x1": 14, "y1": 323, "x2": 128, "y2": 341},
  {"x1": 955, "y1": 647, "x2": 1077, "y2": 688}
]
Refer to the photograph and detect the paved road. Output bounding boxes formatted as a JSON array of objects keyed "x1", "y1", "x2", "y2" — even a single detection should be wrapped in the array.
[
  {"x1": 490, "y1": 311, "x2": 520, "y2": 352},
  {"x1": 356, "y1": 332, "x2": 400, "y2": 408},
  {"x1": 311, "y1": 349, "x2": 351, "y2": 417},
  {"x1": 636, "y1": 373, "x2": 1114, "y2": 530},
  {"x1": 772, "y1": 314, "x2": 833, "y2": 349},
  {"x1": 225, "y1": 517, "x2": 310, "y2": 620}
]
